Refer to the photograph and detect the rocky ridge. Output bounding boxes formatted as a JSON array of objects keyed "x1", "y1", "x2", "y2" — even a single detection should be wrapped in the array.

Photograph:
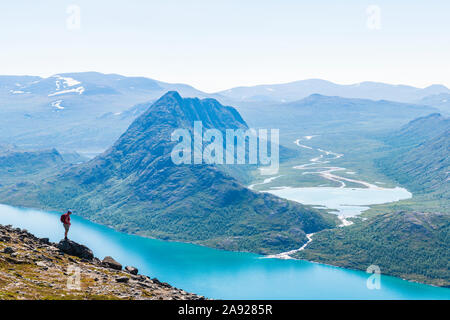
[{"x1": 0, "y1": 224, "x2": 203, "y2": 300}]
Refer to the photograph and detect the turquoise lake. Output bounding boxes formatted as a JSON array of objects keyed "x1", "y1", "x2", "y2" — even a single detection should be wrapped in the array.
[{"x1": 0, "y1": 203, "x2": 449, "y2": 300}]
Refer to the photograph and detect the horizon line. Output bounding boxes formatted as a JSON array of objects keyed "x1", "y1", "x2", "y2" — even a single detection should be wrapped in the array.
[{"x1": 1, "y1": 70, "x2": 448, "y2": 94}]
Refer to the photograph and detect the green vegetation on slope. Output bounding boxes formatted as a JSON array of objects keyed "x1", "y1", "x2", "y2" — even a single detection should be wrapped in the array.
[
  {"x1": 293, "y1": 211, "x2": 450, "y2": 287},
  {"x1": 0, "y1": 148, "x2": 67, "y2": 187},
  {"x1": 375, "y1": 113, "x2": 449, "y2": 212}
]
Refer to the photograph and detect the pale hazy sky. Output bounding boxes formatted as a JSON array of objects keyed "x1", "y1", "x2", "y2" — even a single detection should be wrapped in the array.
[{"x1": 0, "y1": 0, "x2": 449, "y2": 92}]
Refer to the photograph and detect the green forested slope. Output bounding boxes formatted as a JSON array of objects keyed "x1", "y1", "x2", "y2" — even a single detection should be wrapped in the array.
[
  {"x1": 378, "y1": 113, "x2": 449, "y2": 205},
  {"x1": 294, "y1": 211, "x2": 450, "y2": 287}
]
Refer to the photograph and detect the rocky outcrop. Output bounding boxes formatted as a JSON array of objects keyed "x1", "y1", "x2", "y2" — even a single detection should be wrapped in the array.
[
  {"x1": 57, "y1": 239, "x2": 94, "y2": 260},
  {"x1": 115, "y1": 276, "x2": 129, "y2": 283},
  {"x1": 0, "y1": 224, "x2": 204, "y2": 300},
  {"x1": 102, "y1": 256, "x2": 122, "y2": 270},
  {"x1": 125, "y1": 266, "x2": 138, "y2": 275},
  {"x1": 3, "y1": 246, "x2": 15, "y2": 254}
]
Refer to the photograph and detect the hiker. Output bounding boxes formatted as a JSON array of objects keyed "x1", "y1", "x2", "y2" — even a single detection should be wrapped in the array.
[{"x1": 60, "y1": 210, "x2": 72, "y2": 240}]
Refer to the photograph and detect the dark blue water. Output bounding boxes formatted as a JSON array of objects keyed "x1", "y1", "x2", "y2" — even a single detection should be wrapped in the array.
[{"x1": 1, "y1": 204, "x2": 448, "y2": 299}]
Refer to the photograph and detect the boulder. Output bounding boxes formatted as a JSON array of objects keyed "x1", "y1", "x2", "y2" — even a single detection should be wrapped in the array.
[
  {"x1": 125, "y1": 266, "x2": 138, "y2": 275},
  {"x1": 115, "y1": 276, "x2": 129, "y2": 283},
  {"x1": 0, "y1": 236, "x2": 11, "y2": 242},
  {"x1": 134, "y1": 275, "x2": 148, "y2": 282},
  {"x1": 152, "y1": 277, "x2": 172, "y2": 288},
  {"x1": 3, "y1": 247, "x2": 15, "y2": 254},
  {"x1": 102, "y1": 256, "x2": 122, "y2": 270},
  {"x1": 57, "y1": 239, "x2": 94, "y2": 260}
]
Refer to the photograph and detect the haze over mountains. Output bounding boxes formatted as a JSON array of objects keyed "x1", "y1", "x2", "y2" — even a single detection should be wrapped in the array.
[
  {"x1": 217, "y1": 79, "x2": 450, "y2": 105},
  {"x1": 0, "y1": 72, "x2": 210, "y2": 152},
  {"x1": 0, "y1": 92, "x2": 337, "y2": 254},
  {"x1": 3, "y1": 72, "x2": 448, "y2": 104},
  {"x1": 0, "y1": 72, "x2": 206, "y2": 99},
  {"x1": 1, "y1": 72, "x2": 447, "y2": 153},
  {"x1": 418, "y1": 93, "x2": 450, "y2": 115},
  {"x1": 234, "y1": 94, "x2": 438, "y2": 146}
]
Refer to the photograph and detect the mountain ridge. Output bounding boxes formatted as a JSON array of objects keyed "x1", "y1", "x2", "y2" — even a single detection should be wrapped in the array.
[
  {"x1": 3, "y1": 72, "x2": 449, "y2": 103},
  {"x1": 0, "y1": 223, "x2": 202, "y2": 300},
  {"x1": 217, "y1": 78, "x2": 450, "y2": 103},
  {"x1": 1, "y1": 71, "x2": 446, "y2": 151}
]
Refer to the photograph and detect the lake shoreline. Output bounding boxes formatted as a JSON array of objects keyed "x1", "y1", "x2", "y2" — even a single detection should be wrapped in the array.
[
  {"x1": 0, "y1": 223, "x2": 205, "y2": 300},
  {"x1": 1, "y1": 203, "x2": 449, "y2": 297}
]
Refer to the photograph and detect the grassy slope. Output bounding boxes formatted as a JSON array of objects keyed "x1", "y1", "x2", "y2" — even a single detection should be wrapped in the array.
[{"x1": 0, "y1": 225, "x2": 201, "y2": 300}]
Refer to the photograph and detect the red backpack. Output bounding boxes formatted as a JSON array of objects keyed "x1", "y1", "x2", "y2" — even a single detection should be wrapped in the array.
[{"x1": 60, "y1": 213, "x2": 67, "y2": 224}]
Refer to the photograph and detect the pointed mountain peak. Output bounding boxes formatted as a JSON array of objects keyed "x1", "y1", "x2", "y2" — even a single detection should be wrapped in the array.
[
  {"x1": 424, "y1": 84, "x2": 449, "y2": 91},
  {"x1": 155, "y1": 91, "x2": 183, "y2": 103},
  {"x1": 133, "y1": 91, "x2": 247, "y2": 133}
]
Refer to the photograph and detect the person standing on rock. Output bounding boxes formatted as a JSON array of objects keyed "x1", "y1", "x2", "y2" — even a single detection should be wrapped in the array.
[{"x1": 60, "y1": 210, "x2": 72, "y2": 240}]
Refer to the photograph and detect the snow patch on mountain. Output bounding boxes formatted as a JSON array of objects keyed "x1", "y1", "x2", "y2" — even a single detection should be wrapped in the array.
[
  {"x1": 53, "y1": 75, "x2": 81, "y2": 87},
  {"x1": 48, "y1": 75, "x2": 84, "y2": 96},
  {"x1": 51, "y1": 100, "x2": 64, "y2": 110},
  {"x1": 48, "y1": 86, "x2": 85, "y2": 96}
]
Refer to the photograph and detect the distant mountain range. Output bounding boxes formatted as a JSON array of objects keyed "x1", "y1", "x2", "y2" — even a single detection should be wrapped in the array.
[
  {"x1": 0, "y1": 72, "x2": 206, "y2": 99},
  {"x1": 4, "y1": 72, "x2": 448, "y2": 105},
  {"x1": 0, "y1": 72, "x2": 209, "y2": 152},
  {"x1": 0, "y1": 92, "x2": 337, "y2": 254},
  {"x1": 1, "y1": 72, "x2": 447, "y2": 152},
  {"x1": 217, "y1": 78, "x2": 450, "y2": 105},
  {"x1": 233, "y1": 94, "x2": 438, "y2": 144},
  {"x1": 417, "y1": 93, "x2": 450, "y2": 115}
]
